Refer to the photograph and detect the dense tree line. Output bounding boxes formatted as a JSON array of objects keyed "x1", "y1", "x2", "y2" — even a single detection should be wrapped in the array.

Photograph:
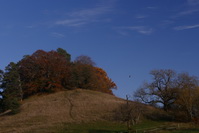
[
  {"x1": 134, "y1": 69, "x2": 199, "y2": 122},
  {"x1": 0, "y1": 48, "x2": 116, "y2": 114}
]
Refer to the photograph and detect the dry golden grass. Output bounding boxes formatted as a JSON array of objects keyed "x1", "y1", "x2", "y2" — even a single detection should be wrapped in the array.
[{"x1": 0, "y1": 89, "x2": 125, "y2": 133}]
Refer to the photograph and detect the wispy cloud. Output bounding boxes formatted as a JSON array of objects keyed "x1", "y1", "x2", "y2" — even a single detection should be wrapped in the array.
[
  {"x1": 51, "y1": 32, "x2": 65, "y2": 38},
  {"x1": 187, "y1": 0, "x2": 199, "y2": 6},
  {"x1": 116, "y1": 26, "x2": 154, "y2": 35},
  {"x1": 135, "y1": 15, "x2": 148, "y2": 19},
  {"x1": 174, "y1": 24, "x2": 199, "y2": 30},
  {"x1": 55, "y1": 1, "x2": 114, "y2": 27},
  {"x1": 178, "y1": 9, "x2": 199, "y2": 16},
  {"x1": 170, "y1": 1, "x2": 199, "y2": 19},
  {"x1": 26, "y1": 25, "x2": 35, "y2": 29},
  {"x1": 147, "y1": 6, "x2": 158, "y2": 10},
  {"x1": 130, "y1": 26, "x2": 154, "y2": 35},
  {"x1": 160, "y1": 20, "x2": 174, "y2": 26},
  {"x1": 171, "y1": 8, "x2": 199, "y2": 19},
  {"x1": 55, "y1": 19, "x2": 87, "y2": 27},
  {"x1": 69, "y1": 5, "x2": 111, "y2": 18}
]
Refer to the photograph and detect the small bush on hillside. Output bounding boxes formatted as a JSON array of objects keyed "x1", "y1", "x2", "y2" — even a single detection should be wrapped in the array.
[
  {"x1": 1, "y1": 97, "x2": 21, "y2": 114},
  {"x1": 113, "y1": 102, "x2": 145, "y2": 126},
  {"x1": 144, "y1": 108, "x2": 174, "y2": 121}
]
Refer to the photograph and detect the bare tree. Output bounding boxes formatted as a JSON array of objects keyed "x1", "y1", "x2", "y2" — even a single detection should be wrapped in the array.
[
  {"x1": 134, "y1": 69, "x2": 177, "y2": 111},
  {"x1": 74, "y1": 55, "x2": 96, "y2": 66},
  {"x1": 114, "y1": 97, "x2": 145, "y2": 130}
]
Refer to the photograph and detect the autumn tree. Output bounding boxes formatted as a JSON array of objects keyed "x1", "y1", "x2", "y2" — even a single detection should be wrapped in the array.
[
  {"x1": 134, "y1": 69, "x2": 177, "y2": 111},
  {"x1": 92, "y1": 67, "x2": 117, "y2": 94},
  {"x1": 70, "y1": 59, "x2": 116, "y2": 94},
  {"x1": 174, "y1": 73, "x2": 199, "y2": 120},
  {"x1": 19, "y1": 50, "x2": 71, "y2": 98}
]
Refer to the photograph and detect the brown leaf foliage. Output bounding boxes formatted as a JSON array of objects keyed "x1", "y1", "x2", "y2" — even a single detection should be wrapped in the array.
[{"x1": 19, "y1": 50, "x2": 70, "y2": 98}]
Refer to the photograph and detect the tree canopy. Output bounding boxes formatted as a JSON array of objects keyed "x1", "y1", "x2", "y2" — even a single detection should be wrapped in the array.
[{"x1": 0, "y1": 48, "x2": 116, "y2": 109}]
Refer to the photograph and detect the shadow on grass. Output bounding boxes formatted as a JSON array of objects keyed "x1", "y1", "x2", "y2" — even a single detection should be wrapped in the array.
[
  {"x1": 172, "y1": 128, "x2": 199, "y2": 133},
  {"x1": 88, "y1": 130, "x2": 127, "y2": 133}
]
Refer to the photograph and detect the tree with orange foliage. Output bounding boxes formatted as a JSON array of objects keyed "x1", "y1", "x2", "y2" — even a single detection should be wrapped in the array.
[
  {"x1": 70, "y1": 61, "x2": 116, "y2": 94},
  {"x1": 71, "y1": 55, "x2": 116, "y2": 94},
  {"x1": 92, "y1": 67, "x2": 117, "y2": 94}
]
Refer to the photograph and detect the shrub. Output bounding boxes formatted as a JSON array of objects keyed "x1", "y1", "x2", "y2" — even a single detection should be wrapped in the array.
[{"x1": 1, "y1": 97, "x2": 21, "y2": 114}]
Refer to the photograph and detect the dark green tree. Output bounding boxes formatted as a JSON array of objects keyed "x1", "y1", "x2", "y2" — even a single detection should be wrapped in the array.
[
  {"x1": 1, "y1": 62, "x2": 22, "y2": 114},
  {"x1": 70, "y1": 55, "x2": 96, "y2": 89},
  {"x1": 0, "y1": 69, "x2": 4, "y2": 96},
  {"x1": 0, "y1": 69, "x2": 3, "y2": 81},
  {"x1": 70, "y1": 63, "x2": 94, "y2": 89},
  {"x1": 0, "y1": 69, "x2": 4, "y2": 112},
  {"x1": 57, "y1": 48, "x2": 71, "y2": 62},
  {"x1": 2, "y1": 62, "x2": 23, "y2": 101}
]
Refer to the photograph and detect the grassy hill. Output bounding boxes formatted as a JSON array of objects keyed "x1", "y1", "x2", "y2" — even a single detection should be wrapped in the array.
[
  {"x1": 1, "y1": 89, "x2": 199, "y2": 133},
  {"x1": 0, "y1": 89, "x2": 126, "y2": 133}
]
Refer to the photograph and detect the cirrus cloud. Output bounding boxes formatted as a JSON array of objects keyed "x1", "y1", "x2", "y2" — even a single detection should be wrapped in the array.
[
  {"x1": 187, "y1": 0, "x2": 199, "y2": 6},
  {"x1": 116, "y1": 26, "x2": 154, "y2": 35},
  {"x1": 174, "y1": 24, "x2": 199, "y2": 30},
  {"x1": 55, "y1": 1, "x2": 115, "y2": 27}
]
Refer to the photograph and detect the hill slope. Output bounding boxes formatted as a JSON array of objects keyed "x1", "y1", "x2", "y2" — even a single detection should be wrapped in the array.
[{"x1": 0, "y1": 89, "x2": 125, "y2": 133}]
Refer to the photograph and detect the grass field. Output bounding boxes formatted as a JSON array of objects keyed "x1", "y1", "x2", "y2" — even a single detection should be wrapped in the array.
[
  {"x1": 133, "y1": 120, "x2": 199, "y2": 133},
  {"x1": 164, "y1": 129, "x2": 199, "y2": 133},
  {"x1": 53, "y1": 120, "x2": 199, "y2": 133}
]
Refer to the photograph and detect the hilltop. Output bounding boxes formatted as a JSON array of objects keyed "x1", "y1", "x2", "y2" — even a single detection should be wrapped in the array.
[{"x1": 0, "y1": 89, "x2": 125, "y2": 133}]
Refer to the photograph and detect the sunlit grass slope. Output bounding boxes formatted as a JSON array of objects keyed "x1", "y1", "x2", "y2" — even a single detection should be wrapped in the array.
[{"x1": 0, "y1": 89, "x2": 125, "y2": 133}]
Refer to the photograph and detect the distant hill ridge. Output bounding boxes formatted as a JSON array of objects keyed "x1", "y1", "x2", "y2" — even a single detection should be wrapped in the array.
[{"x1": 0, "y1": 89, "x2": 125, "y2": 132}]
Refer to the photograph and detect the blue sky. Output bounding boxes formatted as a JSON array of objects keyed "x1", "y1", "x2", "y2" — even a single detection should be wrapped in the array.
[{"x1": 1, "y1": 0, "x2": 199, "y2": 98}]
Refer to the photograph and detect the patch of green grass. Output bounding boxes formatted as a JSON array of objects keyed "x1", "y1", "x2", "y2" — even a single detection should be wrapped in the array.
[
  {"x1": 56, "y1": 121, "x2": 127, "y2": 133},
  {"x1": 132, "y1": 120, "x2": 199, "y2": 133},
  {"x1": 55, "y1": 120, "x2": 171, "y2": 133},
  {"x1": 162, "y1": 128, "x2": 199, "y2": 133},
  {"x1": 28, "y1": 119, "x2": 199, "y2": 133},
  {"x1": 133, "y1": 119, "x2": 166, "y2": 130}
]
